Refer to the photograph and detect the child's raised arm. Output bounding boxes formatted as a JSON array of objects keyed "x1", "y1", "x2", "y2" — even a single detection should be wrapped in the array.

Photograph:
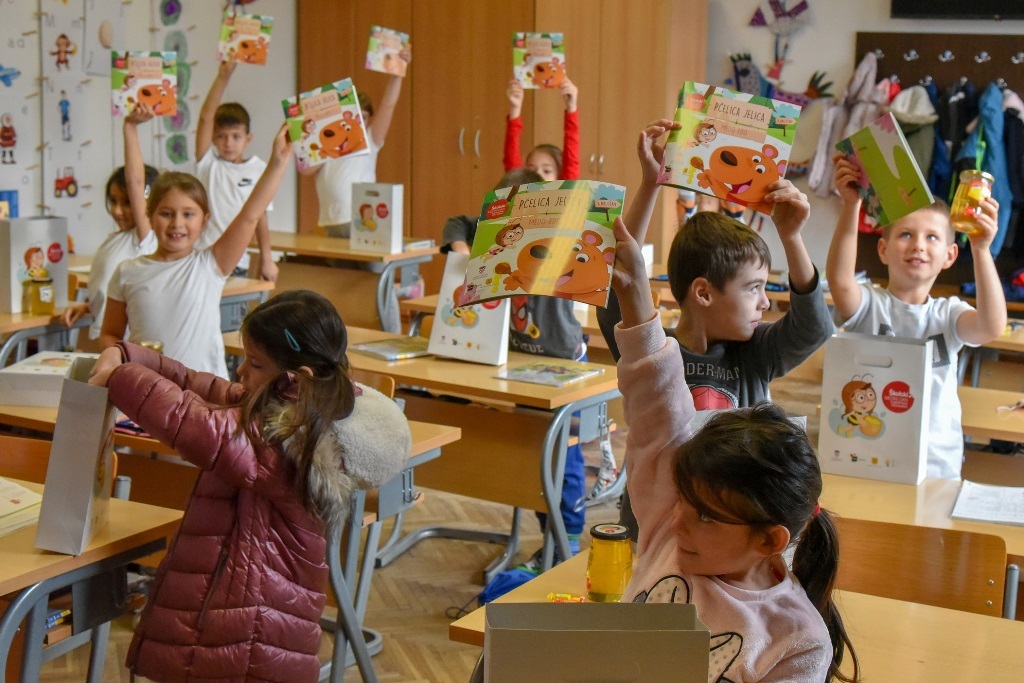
[
  {"x1": 559, "y1": 78, "x2": 580, "y2": 179},
  {"x1": 611, "y1": 217, "x2": 657, "y2": 328},
  {"x1": 826, "y1": 152, "x2": 865, "y2": 321},
  {"x1": 195, "y1": 59, "x2": 236, "y2": 161},
  {"x1": 368, "y1": 47, "x2": 410, "y2": 147},
  {"x1": 957, "y1": 197, "x2": 1008, "y2": 344},
  {"x1": 623, "y1": 119, "x2": 680, "y2": 245},
  {"x1": 504, "y1": 78, "x2": 525, "y2": 170},
  {"x1": 123, "y1": 104, "x2": 154, "y2": 240},
  {"x1": 211, "y1": 125, "x2": 291, "y2": 276},
  {"x1": 765, "y1": 178, "x2": 815, "y2": 294}
]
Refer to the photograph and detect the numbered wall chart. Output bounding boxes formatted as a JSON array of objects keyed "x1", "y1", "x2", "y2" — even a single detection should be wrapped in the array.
[{"x1": 0, "y1": 0, "x2": 42, "y2": 219}]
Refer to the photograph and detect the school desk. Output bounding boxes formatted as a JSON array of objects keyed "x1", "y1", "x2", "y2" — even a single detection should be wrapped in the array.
[
  {"x1": 256, "y1": 231, "x2": 438, "y2": 331},
  {"x1": 448, "y1": 552, "x2": 1024, "y2": 682},
  {"x1": 0, "y1": 480, "x2": 181, "y2": 683},
  {"x1": 958, "y1": 385, "x2": 1024, "y2": 443},
  {"x1": 241, "y1": 325, "x2": 619, "y2": 579}
]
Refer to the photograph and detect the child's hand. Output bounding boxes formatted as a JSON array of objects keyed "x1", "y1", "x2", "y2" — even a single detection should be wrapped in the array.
[
  {"x1": 507, "y1": 78, "x2": 524, "y2": 118},
  {"x1": 968, "y1": 197, "x2": 1000, "y2": 251},
  {"x1": 88, "y1": 347, "x2": 123, "y2": 387},
  {"x1": 217, "y1": 58, "x2": 237, "y2": 80},
  {"x1": 561, "y1": 78, "x2": 578, "y2": 113},
  {"x1": 831, "y1": 152, "x2": 863, "y2": 206},
  {"x1": 270, "y1": 124, "x2": 293, "y2": 162},
  {"x1": 636, "y1": 119, "x2": 681, "y2": 186},
  {"x1": 260, "y1": 254, "x2": 280, "y2": 283},
  {"x1": 60, "y1": 302, "x2": 89, "y2": 327},
  {"x1": 398, "y1": 46, "x2": 412, "y2": 65},
  {"x1": 766, "y1": 179, "x2": 810, "y2": 241},
  {"x1": 125, "y1": 103, "x2": 155, "y2": 126}
]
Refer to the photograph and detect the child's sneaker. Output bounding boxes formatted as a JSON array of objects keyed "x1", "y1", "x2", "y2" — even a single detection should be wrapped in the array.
[
  {"x1": 517, "y1": 534, "x2": 580, "y2": 575},
  {"x1": 584, "y1": 438, "x2": 619, "y2": 503}
]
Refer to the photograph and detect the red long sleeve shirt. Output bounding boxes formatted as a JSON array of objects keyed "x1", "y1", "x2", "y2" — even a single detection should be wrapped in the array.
[{"x1": 503, "y1": 109, "x2": 580, "y2": 180}]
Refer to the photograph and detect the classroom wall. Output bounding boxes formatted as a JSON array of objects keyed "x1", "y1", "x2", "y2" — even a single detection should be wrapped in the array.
[
  {"x1": 705, "y1": 0, "x2": 1024, "y2": 274},
  {"x1": 0, "y1": 0, "x2": 296, "y2": 256}
]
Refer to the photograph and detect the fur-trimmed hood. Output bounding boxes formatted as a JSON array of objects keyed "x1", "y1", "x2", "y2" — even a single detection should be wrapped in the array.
[{"x1": 276, "y1": 382, "x2": 412, "y2": 530}]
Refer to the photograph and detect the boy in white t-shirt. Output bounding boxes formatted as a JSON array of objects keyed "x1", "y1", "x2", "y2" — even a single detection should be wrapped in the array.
[
  {"x1": 828, "y1": 153, "x2": 1007, "y2": 479},
  {"x1": 195, "y1": 59, "x2": 277, "y2": 281}
]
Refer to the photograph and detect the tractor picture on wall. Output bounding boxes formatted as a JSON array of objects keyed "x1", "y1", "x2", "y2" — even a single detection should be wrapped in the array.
[{"x1": 54, "y1": 167, "x2": 78, "y2": 198}]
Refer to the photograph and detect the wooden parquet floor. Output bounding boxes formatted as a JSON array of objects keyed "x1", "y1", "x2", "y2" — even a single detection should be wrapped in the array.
[{"x1": 35, "y1": 375, "x2": 821, "y2": 683}]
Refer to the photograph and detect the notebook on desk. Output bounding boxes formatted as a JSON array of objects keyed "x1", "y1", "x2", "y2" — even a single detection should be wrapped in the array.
[{"x1": 951, "y1": 480, "x2": 1024, "y2": 526}]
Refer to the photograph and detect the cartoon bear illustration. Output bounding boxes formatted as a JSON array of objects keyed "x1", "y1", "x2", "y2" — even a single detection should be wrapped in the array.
[
  {"x1": 531, "y1": 58, "x2": 566, "y2": 89},
  {"x1": 312, "y1": 111, "x2": 366, "y2": 159},
  {"x1": 494, "y1": 229, "x2": 613, "y2": 305},
  {"x1": 692, "y1": 143, "x2": 787, "y2": 214},
  {"x1": 234, "y1": 36, "x2": 269, "y2": 64},
  {"x1": 131, "y1": 79, "x2": 177, "y2": 116}
]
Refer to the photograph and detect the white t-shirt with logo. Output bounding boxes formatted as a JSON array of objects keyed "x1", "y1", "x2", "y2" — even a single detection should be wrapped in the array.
[
  {"x1": 86, "y1": 228, "x2": 157, "y2": 339},
  {"x1": 314, "y1": 130, "x2": 381, "y2": 228},
  {"x1": 108, "y1": 248, "x2": 229, "y2": 378},
  {"x1": 195, "y1": 147, "x2": 269, "y2": 271}
]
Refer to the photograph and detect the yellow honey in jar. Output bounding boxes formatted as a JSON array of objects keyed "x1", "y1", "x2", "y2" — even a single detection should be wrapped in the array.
[
  {"x1": 22, "y1": 277, "x2": 55, "y2": 316},
  {"x1": 950, "y1": 170, "x2": 994, "y2": 235},
  {"x1": 586, "y1": 523, "x2": 633, "y2": 602}
]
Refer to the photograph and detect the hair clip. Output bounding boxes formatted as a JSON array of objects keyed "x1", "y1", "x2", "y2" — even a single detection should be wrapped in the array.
[{"x1": 284, "y1": 329, "x2": 301, "y2": 352}]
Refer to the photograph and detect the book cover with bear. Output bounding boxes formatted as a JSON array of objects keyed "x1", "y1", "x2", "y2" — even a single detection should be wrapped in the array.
[
  {"x1": 512, "y1": 32, "x2": 566, "y2": 90},
  {"x1": 281, "y1": 78, "x2": 369, "y2": 171},
  {"x1": 659, "y1": 82, "x2": 802, "y2": 215},
  {"x1": 110, "y1": 51, "x2": 177, "y2": 117},
  {"x1": 366, "y1": 26, "x2": 410, "y2": 77},
  {"x1": 217, "y1": 10, "x2": 273, "y2": 65}
]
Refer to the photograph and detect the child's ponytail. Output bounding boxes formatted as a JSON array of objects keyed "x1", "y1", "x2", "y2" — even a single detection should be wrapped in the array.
[{"x1": 792, "y1": 508, "x2": 860, "y2": 683}]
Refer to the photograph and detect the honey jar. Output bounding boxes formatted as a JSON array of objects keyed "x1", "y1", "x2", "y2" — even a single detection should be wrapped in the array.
[{"x1": 950, "y1": 170, "x2": 994, "y2": 235}]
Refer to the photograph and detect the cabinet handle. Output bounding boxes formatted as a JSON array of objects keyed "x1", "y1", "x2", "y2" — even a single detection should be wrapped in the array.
[
  {"x1": 474, "y1": 129, "x2": 481, "y2": 157},
  {"x1": 598, "y1": 153, "x2": 605, "y2": 175},
  {"x1": 458, "y1": 127, "x2": 465, "y2": 155},
  {"x1": 589, "y1": 153, "x2": 596, "y2": 174}
]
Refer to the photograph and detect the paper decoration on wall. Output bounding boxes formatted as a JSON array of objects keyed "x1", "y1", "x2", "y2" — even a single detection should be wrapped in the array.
[
  {"x1": 0, "y1": 64, "x2": 22, "y2": 88},
  {"x1": 159, "y1": 0, "x2": 182, "y2": 26},
  {"x1": 150, "y1": 0, "x2": 192, "y2": 171},
  {"x1": 748, "y1": 1, "x2": 811, "y2": 82},
  {"x1": 0, "y1": 1, "x2": 39, "y2": 219},
  {"x1": 50, "y1": 33, "x2": 79, "y2": 72},
  {"x1": 0, "y1": 115, "x2": 16, "y2": 165},
  {"x1": 164, "y1": 29, "x2": 188, "y2": 60},
  {"x1": 84, "y1": 0, "x2": 127, "y2": 76}
]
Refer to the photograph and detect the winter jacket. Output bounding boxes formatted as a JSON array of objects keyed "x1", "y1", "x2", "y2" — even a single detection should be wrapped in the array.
[
  {"x1": 888, "y1": 85, "x2": 938, "y2": 177},
  {"x1": 108, "y1": 342, "x2": 411, "y2": 683}
]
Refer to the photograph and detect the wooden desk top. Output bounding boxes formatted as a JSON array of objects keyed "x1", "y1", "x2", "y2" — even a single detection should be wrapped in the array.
[
  {"x1": 958, "y1": 385, "x2": 1024, "y2": 443},
  {"x1": 449, "y1": 553, "x2": 1024, "y2": 680},
  {"x1": 221, "y1": 276, "x2": 275, "y2": 298},
  {"x1": 264, "y1": 230, "x2": 439, "y2": 263},
  {"x1": 0, "y1": 480, "x2": 181, "y2": 596},
  {"x1": 982, "y1": 326, "x2": 1024, "y2": 353}
]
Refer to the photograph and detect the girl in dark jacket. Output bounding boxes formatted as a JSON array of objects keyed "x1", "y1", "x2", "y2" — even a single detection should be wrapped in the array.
[{"x1": 89, "y1": 290, "x2": 411, "y2": 682}]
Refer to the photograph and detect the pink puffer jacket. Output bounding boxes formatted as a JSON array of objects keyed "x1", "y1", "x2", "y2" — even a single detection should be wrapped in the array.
[{"x1": 108, "y1": 343, "x2": 410, "y2": 683}]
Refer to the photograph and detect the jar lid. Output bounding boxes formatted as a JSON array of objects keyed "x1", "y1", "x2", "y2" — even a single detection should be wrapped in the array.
[
  {"x1": 591, "y1": 523, "x2": 629, "y2": 540},
  {"x1": 960, "y1": 169, "x2": 995, "y2": 183},
  {"x1": 31, "y1": 277, "x2": 53, "y2": 283}
]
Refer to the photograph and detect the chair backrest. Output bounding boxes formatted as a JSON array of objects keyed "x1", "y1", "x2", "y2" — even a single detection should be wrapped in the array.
[
  {"x1": 835, "y1": 517, "x2": 1006, "y2": 617},
  {"x1": 0, "y1": 434, "x2": 52, "y2": 483},
  {"x1": 349, "y1": 367, "x2": 396, "y2": 399}
]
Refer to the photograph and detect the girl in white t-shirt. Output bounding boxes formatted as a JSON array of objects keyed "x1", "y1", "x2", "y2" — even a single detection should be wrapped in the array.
[
  {"x1": 100, "y1": 104, "x2": 291, "y2": 377},
  {"x1": 61, "y1": 162, "x2": 159, "y2": 343}
]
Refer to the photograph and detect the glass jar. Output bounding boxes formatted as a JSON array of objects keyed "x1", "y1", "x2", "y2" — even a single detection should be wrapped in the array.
[
  {"x1": 586, "y1": 523, "x2": 633, "y2": 602},
  {"x1": 22, "y1": 277, "x2": 55, "y2": 316},
  {"x1": 950, "y1": 170, "x2": 994, "y2": 235}
]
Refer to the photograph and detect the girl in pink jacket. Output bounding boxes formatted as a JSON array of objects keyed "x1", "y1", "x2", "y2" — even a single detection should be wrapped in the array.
[
  {"x1": 89, "y1": 290, "x2": 411, "y2": 682},
  {"x1": 608, "y1": 215, "x2": 860, "y2": 683}
]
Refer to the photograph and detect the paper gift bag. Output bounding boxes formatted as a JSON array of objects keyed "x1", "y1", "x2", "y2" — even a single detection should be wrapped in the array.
[
  {"x1": 0, "y1": 217, "x2": 69, "y2": 314},
  {"x1": 351, "y1": 183, "x2": 404, "y2": 253},
  {"x1": 485, "y1": 603, "x2": 709, "y2": 683},
  {"x1": 35, "y1": 358, "x2": 117, "y2": 555},
  {"x1": 818, "y1": 332, "x2": 933, "y2": 484},
  {"x1": 428, "y1": 252, "x2": 510, "y2": 365}
]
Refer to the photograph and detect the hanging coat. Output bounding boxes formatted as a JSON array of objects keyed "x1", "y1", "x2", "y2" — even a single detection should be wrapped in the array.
[
  {"x1": 956, "y1": 82, "x2": 1012, "y2": 255},
  {"x1": 926, "y1": 81, "x2": 952, "y2": 198},
  {"x1": 888, "y1": 85, "x2": 939, "y2": 177}
]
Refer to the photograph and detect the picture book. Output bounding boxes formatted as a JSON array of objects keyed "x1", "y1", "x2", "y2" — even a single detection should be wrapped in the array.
[
  {"x1": 428, "y1": 251, "x2": 511, "y2": 366},
  {"x1": 217, "y1": 10, "x2": 273, "y2": 65},
  {"x1": 835, "y1": 112, "x2": 934, "y2": 229},
  {"x1": 951, "y1": 480, "x2": 1024, "y2": 526},
  {"x1": 349, "y1": 336, "x2": 430, "y2": 361},
  {"x1": 282, "y1": 78, "x2": 370, "y2": 171},
  {"x1": 110, "y1": 51, "x2": 178, "y2": 117},
  {"x1": 366, "y1": 26, "x2": 410, "y2": 77},
  {"x1": 459, "y1": 179, "x2": 624, "y2": 308},
  {"x1": 658, "y1": 81, "x2": 802, "y2": 215},
  {"x1": 0, "y1": 476, "x2": 42, "y2": 537},
  {"x1": 495, "y1": 361, "x2": 604, "y2": 387},
  {"x1": 512, "y1": 32, "x2": 566, "y2": 89}
]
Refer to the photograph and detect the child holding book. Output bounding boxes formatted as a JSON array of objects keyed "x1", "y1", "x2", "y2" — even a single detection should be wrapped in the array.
[
  {"x1": 828, "y1": 152, "x2": 1006, "y2": 479},
  {"x1": 195, "y1": 59, "x2": 277, "y2": 281},
  {"x1": 60, "y1": 162, "x2": 159, "y2": 344},
  {"x1": 597, "y1": 120, "x2": 834, "y2": 542},
  {"x1": 610, "y1": 215, "x2": 858, "y2": 682},
  {"x1": 100, "y1": 104, "x2": 290, "y2": 378},
  {"x1": 504, "y1": 77, "x2": 579, "y2": 180}
]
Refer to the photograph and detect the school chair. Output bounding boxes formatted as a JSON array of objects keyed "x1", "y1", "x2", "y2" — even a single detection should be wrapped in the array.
[
  {"x1": 0, "y1": 434, "x2": 131, "y2": 683},
  {"x1": 834, "y1": 517, "x2": 1016, "y2": 619}
]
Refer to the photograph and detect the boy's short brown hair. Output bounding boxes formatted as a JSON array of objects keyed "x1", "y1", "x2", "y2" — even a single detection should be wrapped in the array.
[
  {"x1": 668, "y1": 211, "x2": 772, "y2": 304},
  {"x1": 214, "y1": 102, "x2": 251, "y2": 132},
  {"x1": 880, "y1": 200, "x2": 954, "y2": 242}
]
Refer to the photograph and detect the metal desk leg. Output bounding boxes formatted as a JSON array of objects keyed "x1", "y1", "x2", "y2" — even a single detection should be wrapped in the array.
[
  {"x1": 539, "y1": 404, "x2": 575, "y2": 569},
  {"x1": 1004, "y1": 564, "x2": 1020, "y2": 620},
  {"x1": 407, "y1": 312, "x2": 428, "y2": 337},
  {"x1": 18, "y1": 597, "x2": 48, "y2": 683},
  {"x1": 86, "y1": 620, "x2": 111, "y2": 683},
  {"x1": 376, "y1": 263, "x2": 400, "y2": 333},
  {"x1": 323, "y1": 521, "x2": 378, "y2": 683}
]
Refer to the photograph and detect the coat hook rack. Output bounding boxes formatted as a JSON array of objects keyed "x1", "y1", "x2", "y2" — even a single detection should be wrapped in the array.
[
  {"x1": 938, "y1": 50, "x2": 955, "y2": 62},
  {"x1": 1012, "y1": 52, "x2": 1024, "y2": 65},
  {"x1": 903, "y1": 49, "x2": 919, "y2": 61},
  {"x1": 872, "y1": 48, "x2": 885, "y2": 59},
  {"x1": 974, "y1": 51, "x2": 992, "y2": 63}
]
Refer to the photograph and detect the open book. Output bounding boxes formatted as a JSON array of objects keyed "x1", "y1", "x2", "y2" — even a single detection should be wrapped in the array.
[
  {"x1": 349, "y1": 337, "x2": 430, "y2": 361},
  {"x1": 111, "y1": 51, "x2": 178, "y2": 117},
  {"x1": 513, "y1": 32, "x2": 566, "y2": 89},
  {"x1": 835, "y1": 112, "x2": 934, "y2": 229},
  {"x1": 282, "y1": 78, "x2": 370, "y2": 171},
  {"x1": 659, "y1": 82, "x2": 802, "y2": 215},
  {"x1": 0, "y1": 476, "x2": 42, "y2": 537},
  {"x1": 495, "y1": 361, "x2": 603, "y2": 387},
  {"x1": 459, "y1": 179, "x2": 624, "y2": 308},
  {"x1": 217, "y1": 10, "x2": 274, "y2": 65},
  {"x1": 951, "y1": 480, "x2": 1024, "y2": 526}
]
